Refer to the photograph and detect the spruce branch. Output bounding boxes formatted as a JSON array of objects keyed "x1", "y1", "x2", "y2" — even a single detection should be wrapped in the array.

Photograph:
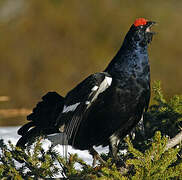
[{"x1": 165, "y1": 130, "x2": 182, "y2": 150}]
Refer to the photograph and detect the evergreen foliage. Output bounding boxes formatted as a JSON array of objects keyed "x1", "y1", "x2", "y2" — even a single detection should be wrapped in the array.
[
  {"x1": 0, "y1": 82, "x2": 182, "y2": 179},
  {"x1": 144, "y1": 81, "x2": 182, "y2": 139},
  {"x1": 0, "y1": 139, "x2": 60, "y2": 179},
  {"x1": 126, "y1": 132, "x2": 182, "y2": 179}
]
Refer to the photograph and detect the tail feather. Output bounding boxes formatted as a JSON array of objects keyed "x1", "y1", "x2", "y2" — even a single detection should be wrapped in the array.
[
  {"x1": 17, "y1": 122, "x2": 35, "y2": 135},
  {"x1": 27, "y1": 92, "x2": 64, "y2": 127},
  {"x1": 16, "y1": 91, "x2": 64, "y2": 147},
  {"x1": 16, "y1": 127, "x2": 41, "y2": 148},
  {"x1": 47, "y1": 133, "x2": 68, "y2": 146}
]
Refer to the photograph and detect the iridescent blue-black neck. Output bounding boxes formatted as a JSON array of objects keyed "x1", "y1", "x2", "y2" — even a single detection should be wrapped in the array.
[{"x1": 105, "y1": 24, "x2": 151, "y2": 81}]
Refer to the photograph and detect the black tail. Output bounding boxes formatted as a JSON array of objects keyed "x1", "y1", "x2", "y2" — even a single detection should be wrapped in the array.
[{"x1": 16, "y1": 92, "x2": 64, "y2": 147}]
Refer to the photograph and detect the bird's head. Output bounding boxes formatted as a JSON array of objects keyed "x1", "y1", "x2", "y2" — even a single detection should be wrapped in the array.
[{"x1": 125, "y1": 18, "x2": 156, "y2": 48}]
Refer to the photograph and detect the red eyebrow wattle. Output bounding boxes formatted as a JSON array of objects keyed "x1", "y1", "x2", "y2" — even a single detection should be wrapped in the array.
[{"x1": 134, "y1": 18, "x2": 147, "y2": 27}]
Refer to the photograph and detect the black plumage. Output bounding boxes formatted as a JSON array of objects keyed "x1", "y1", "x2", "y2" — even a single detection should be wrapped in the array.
[
  {"x1": 17, "y1": 18, "x2": 155, "y2": 161},
  {"x1": 17, "y1": 92, "x2": 64, "y2": 146}
]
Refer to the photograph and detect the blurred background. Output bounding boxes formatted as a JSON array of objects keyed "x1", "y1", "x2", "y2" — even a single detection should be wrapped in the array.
[{"x1": 0, "y1": 0, "x2": 182, "y2": 126}]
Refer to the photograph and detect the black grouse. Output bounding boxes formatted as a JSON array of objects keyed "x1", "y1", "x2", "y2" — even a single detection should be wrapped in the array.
[{"x1": 17, "y1": 18, "x2": 155, "y2": 163}]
